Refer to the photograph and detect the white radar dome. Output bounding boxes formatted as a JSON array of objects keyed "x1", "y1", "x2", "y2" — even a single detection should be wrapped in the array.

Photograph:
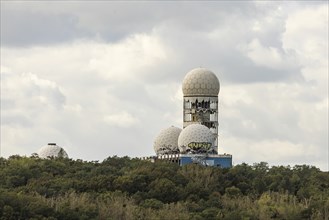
[
  {"x1": 182, "y1": 68, "x2": 220, "y2": 97},
  {"x1": 178, "y1": 124, "x2": 214, "y2": 154},
  {"x1": 154, "y1": 126, "x2": 182, "y2": 155},
  {"x1": 38, "y1": 143, "x2": 68, "y2": 159}
]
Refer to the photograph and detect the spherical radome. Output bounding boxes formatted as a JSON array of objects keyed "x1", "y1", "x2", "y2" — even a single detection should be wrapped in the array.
[
  {"x1": 154, "y1": 126, "x2": 182, "y2": 155},
  {"x1": 182, "y1": 68, "x2": 220, "y2": 96},
  {"x1": 178, "y1": 124, "x2": 214, "y2": 154},
  {"x1": 38, "y1": 143, "x2": 68, "y2": 159}
]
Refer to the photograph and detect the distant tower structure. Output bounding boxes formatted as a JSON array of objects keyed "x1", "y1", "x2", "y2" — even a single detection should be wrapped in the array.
[
  {"x1": 147, "y1": 67, "x2": 232, "y2": 168},
  {"x1": 182, "y1": 68, "x2": 220, "y2": 154}
]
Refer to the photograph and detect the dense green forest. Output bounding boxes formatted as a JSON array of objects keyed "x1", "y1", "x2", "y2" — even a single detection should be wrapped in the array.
[{"x1": 0, "y1": 155, "x2": 328, "y2": 220}]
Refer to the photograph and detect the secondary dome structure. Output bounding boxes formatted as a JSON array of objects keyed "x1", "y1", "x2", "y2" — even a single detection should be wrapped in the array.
[
  {"x1": 178, "y1": 124, "x2": 215, "y2": 154},
  {"x1": 182, "y1": 68, "x2": 220, "y2": 97},
  {"x1": 38, "y1": 143, "x2": 68, "y2": 159},
  {"x1": 153, "y1": 126, "x2": 182, "y2": 155}
]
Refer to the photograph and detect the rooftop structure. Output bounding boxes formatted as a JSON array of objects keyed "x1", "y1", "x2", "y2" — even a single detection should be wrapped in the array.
[
  {"x1": 154, "y1": 126, "x2": 182, "y2": 155},
  {"x1": 37, "y1": 143, "x2": 68, "y2": 159},
  {"x1": 182, "y1": 68, "x2": 220, "y2": 97},
  {"x1": 178, "y1": 124, "x2": 215, "y2": 154}
]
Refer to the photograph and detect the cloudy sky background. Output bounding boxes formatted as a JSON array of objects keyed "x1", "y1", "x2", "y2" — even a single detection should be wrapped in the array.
[{"x1": 1, "y1": 1, "x2": 328, "y2": 170}]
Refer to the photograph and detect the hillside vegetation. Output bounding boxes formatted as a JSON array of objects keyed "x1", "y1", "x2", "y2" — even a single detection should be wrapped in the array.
[{"x1": 0, "y1": 155, "x2": 328, "y2": 220}]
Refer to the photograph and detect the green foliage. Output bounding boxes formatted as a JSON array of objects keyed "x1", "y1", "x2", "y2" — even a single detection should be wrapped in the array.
[
  {"x1": 141, "y1": 198, "x2": 164, "y2": 209},
  {"x1": 0, "y1": 156, "x2": 328, "y2": 219},
  {"x1": 225, "y1": 186, "x2": 242, "y2": 198}
]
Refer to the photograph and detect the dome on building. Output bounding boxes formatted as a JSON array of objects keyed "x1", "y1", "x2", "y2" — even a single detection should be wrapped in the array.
[
  {"x1": 154, "y1": 126, "x2": 182, "y2": 155},
  {"x1": 182, "y1": 68, "x2": 220, "y2": 97},
  {"x1": 38, "y1": 143, "x2": 68, "y2": 159},
  {"x1": 178, "y1": 124, "x2": 214, "y2": 154}
]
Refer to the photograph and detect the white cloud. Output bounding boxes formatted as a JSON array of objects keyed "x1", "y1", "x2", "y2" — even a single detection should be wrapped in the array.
[
  {"x1": 103, "y1": 112, "x2": 139, "y2": 128},
  {"x1": 1, "y1": 33, "x2": 168, "y2": 83},
  {"x1": 0, "y1": 65, "x2": 13, "y2": 74},
  {"x1": 283, "y1": 4, "x2": 328, "y2": 82},
  {"x1": 243, "y1": 38, "x2": 299, "y2": 71},
  {"x1": 283, "y1": 5, "x2": 328, "y2": 62},
  {"x1": 1, "y1": 72, "x2": 66, "y2": 112},
  {"x1": 88, "y1": 34, "x2": 168, "y2": 81},
  {"x1": 221, "y1": 136, "x2": 323, "y2": 168}
]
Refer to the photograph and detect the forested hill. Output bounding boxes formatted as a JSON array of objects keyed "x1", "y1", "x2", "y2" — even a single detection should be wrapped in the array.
[{"x1": 0, "y1": 156, "x2": 328, "y2": 220}]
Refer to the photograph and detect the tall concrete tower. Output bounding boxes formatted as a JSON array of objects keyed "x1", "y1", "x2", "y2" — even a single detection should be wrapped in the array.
[{"x1": 182, "y1": 68, "x2": 220, "y2": 154}]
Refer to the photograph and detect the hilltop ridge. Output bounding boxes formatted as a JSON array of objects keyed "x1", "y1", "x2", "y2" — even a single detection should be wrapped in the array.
[{"x1": 0, "y1": 156, "x2": 328, "y2": 219}]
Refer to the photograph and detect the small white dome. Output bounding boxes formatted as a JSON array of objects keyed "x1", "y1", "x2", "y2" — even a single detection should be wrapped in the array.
[
  {"x1": 38, "y1": 143, "x2": 68, "y2": 159},
  {"x1": 182, "y1": 68, "x2": 220, "y2": 97},
  {"x1": 154, "y1": 126, "x2": 182, "y2": 155},
  {"x1": 178, "y1": 124, "x2": 214, "y2": 154}
]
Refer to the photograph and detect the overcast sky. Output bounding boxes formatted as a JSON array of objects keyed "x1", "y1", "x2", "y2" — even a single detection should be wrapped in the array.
[{"x1": 1, "y1": 1, "x2": 328, "y2": 170}]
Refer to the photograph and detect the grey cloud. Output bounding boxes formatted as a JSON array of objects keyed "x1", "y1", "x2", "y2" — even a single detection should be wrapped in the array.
[
  {"x1": 1, "y1": 99, "x2": 15, "y2": 110},
  {"x1": 217, "y1": 57, "x2": 303, "y2": 84},
  {"x1": 104, "y1": 80, "x2": 180, "y2": 119},
  {"x1": 222, "y1": 101, "x2": 300, "y2": 142},
  {"x1": 151, "y1": 32, "x2": 302, "y2": 84},
  {"x1": 1, "y1": 73, "x2": 66, "y2": 127},
  {"x1": 1, "y1": 115, "x2": 33, "y2": 127},
  {"x1": 1, "y1": 9, "x2": 88, "y2": 47},
  {"x1": 140, "y1": 3, "x2": 303, "y2": 84},
  {"x1": 220, "y1": 86, "x2": 328, "y2": 155},
  {"x1": 1, "y1": 1, "x2": 260, "y2": 47},
  {"x1": 2, "y1": 1, "x2": 324, "y2": 51}
]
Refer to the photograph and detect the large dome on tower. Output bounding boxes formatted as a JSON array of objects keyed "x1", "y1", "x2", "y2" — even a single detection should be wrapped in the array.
[
  {"x1": 182, "y1": 68, "x2": 220, "y2": 97},
  {"x1": 38, "y1": 143, "x2": 68, "y2": 159},
  {"x1": 153, "y1": 126, "x2": 182, "y2": 155},
  {"x1": 178, "y1": 124, "x2": 214, "y2": 154}
]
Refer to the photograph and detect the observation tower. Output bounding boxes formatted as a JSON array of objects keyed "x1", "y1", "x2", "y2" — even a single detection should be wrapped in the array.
[
  {"x1": 149, "y1": 68, "x2": 232, "y2": 168},
  {"x1": 182, "y1": 68, "x2": 220, "y2": 154}
]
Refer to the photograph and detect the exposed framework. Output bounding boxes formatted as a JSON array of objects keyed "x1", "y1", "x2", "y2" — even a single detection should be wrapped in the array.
[
  {"x1": 183, "y1": 96, "x2": 219, "y2": 154},
  {"x1": 182, "y1": 68, "x2": 220, "y2": 154}
]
